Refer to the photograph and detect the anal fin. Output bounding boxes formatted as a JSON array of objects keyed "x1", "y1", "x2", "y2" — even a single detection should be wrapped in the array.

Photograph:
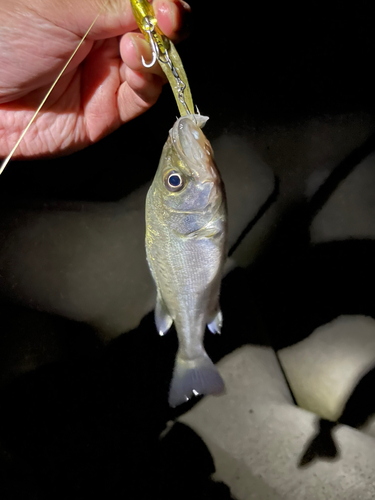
[
  {"x1": 155, "y1": 293, "x2": 173, "y2": 336},
  {"x1": 207, "y1": 309, "x2": 223, "y2": 334}
]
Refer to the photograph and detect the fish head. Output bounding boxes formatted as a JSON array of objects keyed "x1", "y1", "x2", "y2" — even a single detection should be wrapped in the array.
[{"x1": 152, "y1": 114, "x2": 224, "y2": 234}]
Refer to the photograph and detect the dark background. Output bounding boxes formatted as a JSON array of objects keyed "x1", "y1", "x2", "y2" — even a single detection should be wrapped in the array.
[
  {"x1": 1, "y1": 2, "x2": 375, "y2": 498},
  {"x1": 2, "y1": 2, "x2": 375, "y2": 203}
]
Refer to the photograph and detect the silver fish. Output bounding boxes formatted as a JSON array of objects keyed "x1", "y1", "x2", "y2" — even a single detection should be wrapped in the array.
[{"x1": 145, "y1": 114, "x2": 227, "y2": 406}]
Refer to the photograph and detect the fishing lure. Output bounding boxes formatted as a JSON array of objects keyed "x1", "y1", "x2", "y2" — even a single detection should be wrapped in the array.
[
  {"x1": 130, "y1": 0, "x2": 194, "y2": 117},
  {"x1": 0, "y1": 0, "x2": 193, "y2": 175}
]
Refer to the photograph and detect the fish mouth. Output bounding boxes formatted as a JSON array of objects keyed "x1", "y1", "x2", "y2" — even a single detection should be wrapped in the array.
[
  {"x1": 171, "y1": 115, "x2": 214, "y2": 180},
  {"x1": 164, "y1": 114, "x2": 223, "y2": 214},
  {"x1": 203, "y1": 177, "x2": 223, "y2": 206}
]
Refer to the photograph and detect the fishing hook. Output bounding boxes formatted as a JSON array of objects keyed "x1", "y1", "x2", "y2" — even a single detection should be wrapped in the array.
[
  {"x1": 140, "y1": 16, "x2": 193, "y2": 117},
  {"x1": 142, "y1": 48, "x2": 157, "y2": 68},
  {"x1": 130, "y1": 0, "x2": 195, "y2": 117},
  {"x1": 141, "y1": 16, "x2": 160, "y2": 68}
]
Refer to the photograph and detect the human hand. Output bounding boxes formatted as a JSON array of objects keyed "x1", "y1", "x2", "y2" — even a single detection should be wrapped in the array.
[{"x1": 0, "y1": 0, "x2": 190, "y2": 159}]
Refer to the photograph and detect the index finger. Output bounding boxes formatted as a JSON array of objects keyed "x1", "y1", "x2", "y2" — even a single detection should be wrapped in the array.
[{"x1": 30, "y1": 0, "x2": 191, "y2": 41}]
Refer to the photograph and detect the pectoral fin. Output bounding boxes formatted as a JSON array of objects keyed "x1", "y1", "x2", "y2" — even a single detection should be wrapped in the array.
[
  {"x1": 155, "y1": 293, "x2": 173, "y2": 336},
  {"x1": 207, "y1": 309, "x2": 223, "y2": 334}
]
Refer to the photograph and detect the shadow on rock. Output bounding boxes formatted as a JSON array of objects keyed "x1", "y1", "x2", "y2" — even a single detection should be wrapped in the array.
[
  {"x1": 0, "y1": 309, "x2": 236, "y2": 500},
  {"x1": 298, "y1": 418, "x2": 339, "y2": 468},
  {"x1": 253, "y1": 239, "x2": 375, "y2": 351},
  {"x1": 339, "y1": 364, "x2": 375, "y2": 430}
]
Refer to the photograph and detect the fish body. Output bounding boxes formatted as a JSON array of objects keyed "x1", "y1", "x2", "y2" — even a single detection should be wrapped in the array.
[{"x1": 145, "y1": 114, "x2": 227, "y2": 406}]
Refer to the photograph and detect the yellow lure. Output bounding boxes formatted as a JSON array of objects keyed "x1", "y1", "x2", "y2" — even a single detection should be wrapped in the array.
[{"x1": 130, "y1": 0, "x2": 195, "y2": 117}]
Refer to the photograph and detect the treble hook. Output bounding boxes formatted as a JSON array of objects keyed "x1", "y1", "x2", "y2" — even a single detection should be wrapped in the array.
[
  {"x1": 140, "y1": 16, "x2": 172, "y2": 68},
  {"x1": 130, "y1": 0, "x2": 195, "y2": 117},
  {"x1": 142, "y1": 48, "x2": 157, "y2": 68},
  {"x1": 141, "y1": 16, "x2": 160, "y2": 68},
  {"x1": 141, "y1": 30, "x2": 158, "y2": 68}
]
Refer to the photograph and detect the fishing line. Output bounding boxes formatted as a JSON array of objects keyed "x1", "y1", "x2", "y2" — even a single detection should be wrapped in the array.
[{"x1": 0, "y1": 0, "x2": 110, "y2": 176}]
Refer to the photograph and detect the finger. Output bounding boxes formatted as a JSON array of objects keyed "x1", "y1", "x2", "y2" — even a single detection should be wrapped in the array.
[
  {"x1": 120, "y1": 33, "x2": 167, "y2": 82},
  {"x1": 33, "y1": 0, "x2": 191, "y2": 41},
  {"x1": 154, "y1": 0, "x2": 191, "y2": 42},
  {"x1": 32, "y1": 0, "x2": 137, "y2": 38},
  {"x1": 117, "y1": 67, "x2": 164, "y2": 122}
]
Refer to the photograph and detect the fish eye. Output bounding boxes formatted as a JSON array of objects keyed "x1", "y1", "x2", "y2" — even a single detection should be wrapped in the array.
[{"x1": 164, "y1": 171, "x2": 185, "y2": 192}]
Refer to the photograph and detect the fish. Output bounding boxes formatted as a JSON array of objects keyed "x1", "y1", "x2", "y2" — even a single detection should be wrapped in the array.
[
  {"x1": 0, "y1": 1, "x2": 227, "y2": 406},
  {"x1": 145, "y1": 113, "x2": 227, "y2": 407}
]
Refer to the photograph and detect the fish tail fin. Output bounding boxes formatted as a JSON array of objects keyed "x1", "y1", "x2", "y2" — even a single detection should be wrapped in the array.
[{"x1": 168, "y1": 351, "x2": 225, "y2": 407}]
